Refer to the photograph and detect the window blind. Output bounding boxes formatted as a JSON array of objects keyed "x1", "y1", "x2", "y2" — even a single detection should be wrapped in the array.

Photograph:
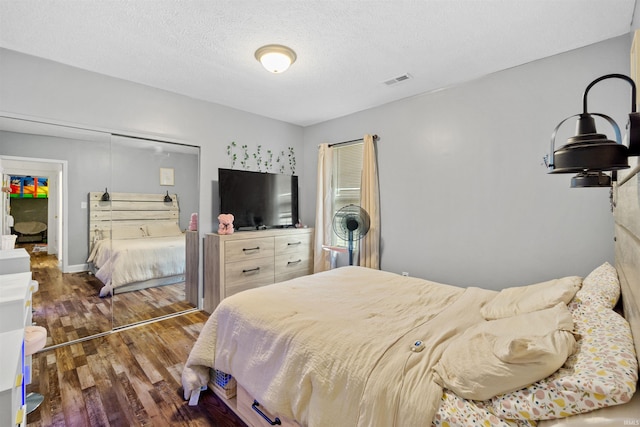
[{"x1": 332, "y1": 142, "x2": 363, "y2": 245}]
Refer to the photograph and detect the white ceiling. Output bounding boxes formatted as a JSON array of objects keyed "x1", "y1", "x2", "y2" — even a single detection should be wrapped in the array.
[{"x1": 0, "y1": 0, "x2": 638, "y2": 127}]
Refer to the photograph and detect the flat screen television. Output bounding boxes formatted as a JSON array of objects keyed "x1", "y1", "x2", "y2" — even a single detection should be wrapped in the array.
[{"x1": 218, "y1": 168, "x2": 299, "y2": 229}]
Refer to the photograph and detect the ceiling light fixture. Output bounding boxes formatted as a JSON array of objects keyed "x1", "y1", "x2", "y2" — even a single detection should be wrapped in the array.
[
  {"x1": 545, "y1": 74, "x2": 640, "y2": 188},
  {"x1": 255, "y1": 44, "x2": 297, "y2": 73}
]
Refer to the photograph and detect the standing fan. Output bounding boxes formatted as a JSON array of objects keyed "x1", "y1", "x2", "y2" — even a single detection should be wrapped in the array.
[{"x1": 332, "y1": 204, "x2": 371, "y2": 265}]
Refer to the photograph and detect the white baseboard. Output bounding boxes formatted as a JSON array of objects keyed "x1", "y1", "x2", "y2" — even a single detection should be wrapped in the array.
[{"x1": 65, "y1": 263, "x2": 89, "y2": 273}]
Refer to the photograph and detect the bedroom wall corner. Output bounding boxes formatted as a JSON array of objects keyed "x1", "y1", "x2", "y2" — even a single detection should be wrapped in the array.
[{"x1": 301, "y1": 35, "x2": 632, "y2": 289}]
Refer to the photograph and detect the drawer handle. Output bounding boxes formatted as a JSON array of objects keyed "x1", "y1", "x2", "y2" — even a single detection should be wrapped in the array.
[
  {"x1": 242, "y1": 267, "x2": 261, "y2": 273},
  {"x1": 287, "y1": 259, "x2": 302, "y2": 265},
  {"x1": 287, "y1": 241, "x2": 301, "y2": 246},
  {"x1": 252, "y1": 400, "x2": 281, "y2": 425},
  {"x1": 243, "y1": 246, "x2": 260, "y2": 252}
]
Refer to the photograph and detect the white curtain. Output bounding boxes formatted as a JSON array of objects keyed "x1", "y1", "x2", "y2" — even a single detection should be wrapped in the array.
[
  {"x1": 313, "y1": 143, "x2": 334, "y2": 273},
  {"x1": 359, "y1": 134, "x2": 380, "y2": 269}
]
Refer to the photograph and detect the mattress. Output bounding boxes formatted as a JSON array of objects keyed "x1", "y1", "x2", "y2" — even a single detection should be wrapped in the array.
[{"x1": 87, "y1": 235, "x2": 185, "y2": 296}]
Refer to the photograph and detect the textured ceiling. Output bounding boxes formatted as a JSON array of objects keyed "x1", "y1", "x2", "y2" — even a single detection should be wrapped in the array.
[{"x1": 0, "y1": 0, "x2": 638, "y2": 126}]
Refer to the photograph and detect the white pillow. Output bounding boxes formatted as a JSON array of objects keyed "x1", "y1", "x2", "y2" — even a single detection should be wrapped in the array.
[
  {"x1": 432, "y1": 303, "x2": 577, "y2": 401},
  {"x1": 146, "y1": 222, "x2": 183, "y2": 237},
  {"x1": 481, "y1": 276, "x2": 582, "y2": 320},
  {"x1": 572, "y1": 262, "x2": 620, "y2": 309}
]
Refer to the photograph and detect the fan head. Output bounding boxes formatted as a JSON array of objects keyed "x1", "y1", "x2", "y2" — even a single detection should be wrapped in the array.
[{"x1": 332, "y1": 204, "x2": 370, "y2": 241}]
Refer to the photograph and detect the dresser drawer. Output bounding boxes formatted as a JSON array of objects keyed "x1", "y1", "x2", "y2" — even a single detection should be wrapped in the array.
[
  {"x1": 204, "y1": 229, "x2": 314, "y2": 313},
  {"x1": 275, "y1": 252, "x2": 311, "y2": 278},
  {"x1": 274, "y1": 234, "x2": 311, "y2": 255},
  {"x1": 225, "y1": 237, "x2": 274, "y2": 263},
  {"x1": 225, "y1": 258, "x2": 275, "y2": 292},
  {"x1": 236, "y1": 384, "x2": 300, "y2": 427}
]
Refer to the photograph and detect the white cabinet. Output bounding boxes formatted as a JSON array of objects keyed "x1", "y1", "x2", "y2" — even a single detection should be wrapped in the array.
[
  {"x1": 0, "y1": 253, "x2": 35, "y2": 427},
  {"x1": 204, "y1": 228, "x2": 313, "y2": 313},
  {"x1": 0, "y1": 329, "x2": 25, "y2": 427},
  {"x1": 0, "y1": 249, "x2": 30, "y2": 275},
  {"x1": 0, "y1": 272, "x2": 32, "y2": 333}
]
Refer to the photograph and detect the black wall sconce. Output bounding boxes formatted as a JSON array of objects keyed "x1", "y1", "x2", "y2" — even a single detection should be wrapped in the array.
[
  {"x1": 101, "y1": 188, "x2": 110, "y2": 201},
  {"x1": 164, "y1": 191, "x2": 173, "y2": 203},
  {"x1": 545, "y1": 74, "x2": 640, "y2": 187}
]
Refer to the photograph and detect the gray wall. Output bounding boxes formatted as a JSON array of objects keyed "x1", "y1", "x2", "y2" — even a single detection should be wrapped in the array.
[
  {"x1": 302, "y1": 35, "x2": 633, "y2": 289},
  {"x1": 1, "y1": 34, "x2": 634, "y2": 290},
  {"x1": 0, "y1": 131, "x2": 200, "y2": 265},
  {"x1": 0, "y1": 131, "x2": 110, "y2": 264},
  {"x1": 0, "y1": 47, "x2": 306, "y2": 262},
  {"x1": 109, "y1": 137, "x2": 199, "y2": 230}
]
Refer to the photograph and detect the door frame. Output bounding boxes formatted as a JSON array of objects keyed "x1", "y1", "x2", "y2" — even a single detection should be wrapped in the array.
[{"x1": 1, "y1": 156, "x2": 68, "y2": 272}]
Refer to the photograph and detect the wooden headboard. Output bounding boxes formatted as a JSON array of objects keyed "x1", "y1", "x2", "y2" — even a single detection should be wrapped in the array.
[
  {"x1": 88, "y1": 192, "x2": 179, "y2": 252},
  {"x1": 613, "y1": 158, "x2": 640, "y2": 368}
]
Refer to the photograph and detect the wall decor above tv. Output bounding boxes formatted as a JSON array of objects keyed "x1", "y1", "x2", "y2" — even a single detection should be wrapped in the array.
[
  {"x1": 225, "y1": 141, "x2": 296, "y2": 174},
  {"x1": 218, "y1": 168, "x2": 299, "y2": 230}
]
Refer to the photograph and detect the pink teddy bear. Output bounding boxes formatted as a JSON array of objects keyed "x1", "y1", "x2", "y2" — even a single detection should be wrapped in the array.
[{"x1": 218, "y1": 213, "x2": 235, "y2": 235}]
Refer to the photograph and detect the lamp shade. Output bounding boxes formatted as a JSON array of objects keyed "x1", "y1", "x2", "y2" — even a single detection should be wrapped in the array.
[
  {"x1": 546, "y1": 74, "x2": 640, "y2": 188},
  {"x1": 549, "y1": 113, "x2": 628, "y2": 174},
  {"x1": 570, "y1": 172, "x2": 611, "y2": 187},
  {"x1": 255, "y1": 44, "x2": 297, "y2": 73}
]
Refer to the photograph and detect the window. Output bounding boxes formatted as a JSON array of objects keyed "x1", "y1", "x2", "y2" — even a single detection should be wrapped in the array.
[{"x1": 331, "y1": 142, "x2": 363, "y2": 246}]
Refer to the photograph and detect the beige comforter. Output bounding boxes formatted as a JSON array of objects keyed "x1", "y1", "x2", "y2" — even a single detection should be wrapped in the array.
[
  {"x1": 87, "y1": 235, "x2": 185, "y2": 296},
  {"x1": 182, "y1": 266, "x2": 500, "y2": 426}
]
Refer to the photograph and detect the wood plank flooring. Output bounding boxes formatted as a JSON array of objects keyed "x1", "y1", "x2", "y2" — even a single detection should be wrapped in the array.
[
  {"x1": 29, "y1": 249, "x2": 112, "y2": 346},
  {"x1": 20, "y1": 243, "x2": 246, "y2": 425},
  {"x1": 112, "y1": 281, "x2": 194, "y2": 328},
  {"x1": 22, "y1": 243, "x2": 196, "y2": 346},
  {"x1": 26, "y1": 311, "x2": 248, "y2": 427}
]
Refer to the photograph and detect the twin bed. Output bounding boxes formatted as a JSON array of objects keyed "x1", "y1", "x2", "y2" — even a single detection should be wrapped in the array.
[
  {"x1": 87, "y1": 191, "x2": 186, "y2": 297},
  {"x1": 181, "y1": 162, "x2": 640, "y2": 426}
]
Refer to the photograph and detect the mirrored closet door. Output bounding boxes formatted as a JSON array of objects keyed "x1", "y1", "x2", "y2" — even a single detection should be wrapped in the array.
[
  {"x1": 108, "y1": 135, "x2": 199, "y2": 329},
  {"x1": 0, "y1": 116, "x2": 200, "y2": 347}
]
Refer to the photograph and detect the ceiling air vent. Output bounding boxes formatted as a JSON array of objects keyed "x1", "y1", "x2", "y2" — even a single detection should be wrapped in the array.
[{"x1": 383, "y1": 73, "x2": 413, "y2": 86}]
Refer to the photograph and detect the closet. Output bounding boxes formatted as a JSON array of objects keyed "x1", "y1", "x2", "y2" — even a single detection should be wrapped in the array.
[{"x1": 0, "y1": 116, "x2": 201, "y2": 347}]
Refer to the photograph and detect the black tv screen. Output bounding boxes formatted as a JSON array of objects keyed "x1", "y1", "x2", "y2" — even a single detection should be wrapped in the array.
[{"x1": 218, "y1": 168, "x2": 299, "y2": 229}]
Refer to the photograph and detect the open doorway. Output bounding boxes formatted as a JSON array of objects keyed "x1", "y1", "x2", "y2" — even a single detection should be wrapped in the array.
[{"x1": 1, "y1": 156, "x2": 66, "y2": 271}]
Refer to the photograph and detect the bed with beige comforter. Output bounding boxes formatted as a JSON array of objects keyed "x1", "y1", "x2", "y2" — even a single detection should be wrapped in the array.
[{"x1": 182, "y1": 266, "x2": 603, "y2": 426}]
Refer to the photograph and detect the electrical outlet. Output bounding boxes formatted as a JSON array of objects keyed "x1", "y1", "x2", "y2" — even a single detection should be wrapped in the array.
[{"x1": 401, "y1": 272, "x2": 409, "y2": 277}]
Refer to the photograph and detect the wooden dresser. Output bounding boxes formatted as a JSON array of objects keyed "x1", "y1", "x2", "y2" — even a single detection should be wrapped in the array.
[{"x1": 203, "y1": 228, "x2": 313, "y2": 313}]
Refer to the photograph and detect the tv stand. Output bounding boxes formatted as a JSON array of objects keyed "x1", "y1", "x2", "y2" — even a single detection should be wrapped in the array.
[{"x1": 203, "y1": 227, "x2": 313, "y2": 313}]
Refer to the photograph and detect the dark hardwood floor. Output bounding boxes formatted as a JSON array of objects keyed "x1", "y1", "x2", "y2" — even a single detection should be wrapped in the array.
[
  {"x1": 26, "y1": 311, "x2": 247, "y2": 427},
  {"x1": 23, "y1": 243, "x2": 196, "y2": 346},
  {"x1": 17, "y1": 243, "x2": 245, "y2": 426}
]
